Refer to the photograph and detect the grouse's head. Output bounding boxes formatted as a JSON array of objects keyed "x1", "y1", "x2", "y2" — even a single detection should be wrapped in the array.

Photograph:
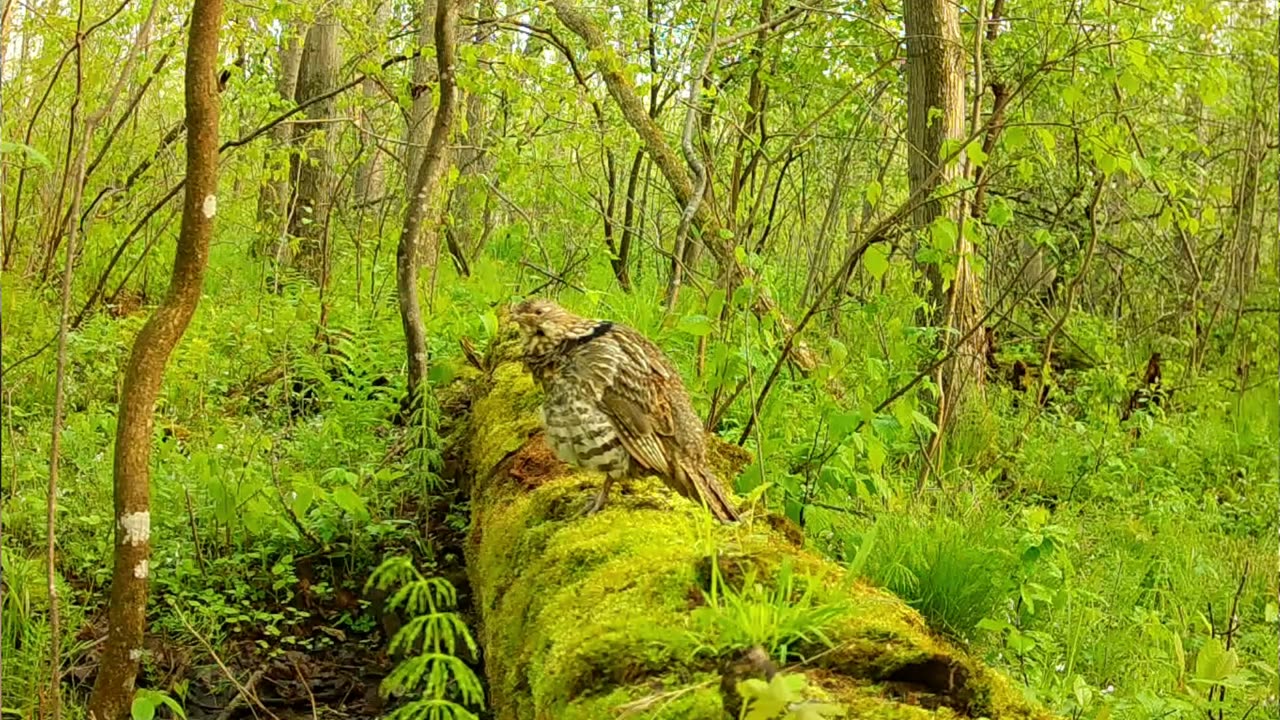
[{"x1": 509, "y1": 298, "x2": 594, "y2": 359}]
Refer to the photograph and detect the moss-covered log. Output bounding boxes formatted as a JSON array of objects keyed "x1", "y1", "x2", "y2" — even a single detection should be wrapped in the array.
[{"x1": 455, "y1": 345, "x2": 1056, "y2": 720}]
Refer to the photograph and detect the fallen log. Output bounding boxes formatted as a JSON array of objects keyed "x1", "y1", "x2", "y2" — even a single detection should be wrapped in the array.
[{"x1": 451, "y1": 339, "x2": 1055, "y2": 719}]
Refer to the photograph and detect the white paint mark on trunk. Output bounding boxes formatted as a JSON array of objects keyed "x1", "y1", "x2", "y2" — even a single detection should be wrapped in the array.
[
  {"x1": 119, "y1": 511, "x2": 151, "y2": 545},
  {"x1": 202, "y1": 194, "x2": 218, "y2": 218},
  {"x1": 134, "y1": 560, "x2": 149, "y2": 578}
]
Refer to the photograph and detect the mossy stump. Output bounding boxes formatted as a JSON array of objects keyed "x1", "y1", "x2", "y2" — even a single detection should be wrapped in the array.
[{"x1": 456, "y1": 349, "x2": 1057, "y2": 720}]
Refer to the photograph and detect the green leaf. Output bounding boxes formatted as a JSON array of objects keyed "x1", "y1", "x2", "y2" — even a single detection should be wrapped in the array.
[
  {"x1": 331, "y1": 486, "x2": 368, "y2": 520},
  {"x1": 964, "y1": 142, "x2": 989, "y2": 167},
  {"x1": 864, "y1": 179, "x2": 882, "y2": 207},
  {"x1": 790, "y1": 702, "x2": 845, "y2": 720},
  {"x1": 1118, "y1": 69, "x2": 1142, "y2": 95},
  {"x1": 706, "y1": 288, "x2": 727, "y2": 319},
  {"x1": 864, "y1": 432, "x2": 885, "y2": 473},
  {"x1": 740, "y1": 675, "x2": 794, "y2": 720},
  {"x1": 0, "y1": 140, "x2": 52, "y2": 169},
  {"x1": 158, "y1": 694, "x2": 188, "y2": 719},
  {"x1": 1061, "y1": 83, "x2": 1084, "y2": 108},
  {"x1": 829, "y1": 411, "x2": 859, "y2": 441},
  {"x1": 1193, "y1": 637, "x2": 1238, "y2": 685},
  {"x1": 863, "y1": 245, "x2": 889, "y2": 280},
  {"x1": 986, "y1": 197, "x2": 1013, "y2": 228},
  {"x1": 911, "y1": 410, "x2": 938, "y2": 434},
  {"x1": 930, "y1": 217, "x2": 957, "y2": 253},
  {"x1": 131, "y1": 695, "x2": 157, "y2": 720},
  {"x1": 828, "y1": 337, "x2": 848, "y2": 367},
  {"x1": 677, "y1": 314, "x2": 714, "y2": 337},
  {"x1": 1072, "y1": 674, "x2": 1094, "y2": 709},
  {"x1": 1035, "y1": 128, "x2": 1057, "y2": 162},
  {"x1": 1002, "y1": 125, "x2": 1028, "y2": 151}
]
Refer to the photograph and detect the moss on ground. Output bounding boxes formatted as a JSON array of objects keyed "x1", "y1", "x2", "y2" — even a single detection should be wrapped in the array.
[{"x1": 460, "y1": 353, "x2": 1057, "y2": 720}]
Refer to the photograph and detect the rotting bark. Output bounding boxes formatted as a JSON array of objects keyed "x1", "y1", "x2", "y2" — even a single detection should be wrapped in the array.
[
  {"x1": 397, "y1": 0, "x2": 458, "y2": 408},
  {"x1": 452, "y1": 336, "x2": 1058, "y2": 719},
  {"x1": 87, "y1": 0, "x2": 222, "y2": 715}
]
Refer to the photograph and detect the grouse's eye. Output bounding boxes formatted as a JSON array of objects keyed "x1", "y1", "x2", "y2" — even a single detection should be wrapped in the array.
[{"x1": 534, "y1": 328, "x2": 545, "y2": 336}]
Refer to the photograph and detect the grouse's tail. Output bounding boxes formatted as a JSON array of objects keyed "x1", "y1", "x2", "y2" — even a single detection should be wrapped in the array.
[{"x1": 682, "y1": 462, "x2": 740, "y2": 523}]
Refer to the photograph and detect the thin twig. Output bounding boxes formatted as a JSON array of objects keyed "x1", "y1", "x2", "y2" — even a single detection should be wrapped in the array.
[
  {"x1": 268, "y1": 455, "x2": 324, "y2": 549},
  {"x1": 184, "y1": 487, "x2": 207, "y2": 575},
  {"x1": 175, "y1": 606, "x2": 280, "y2": 720},
  {"x1": 291, "y1": 656, "x2": 319, "y2": 720},
  {"x1": 665, "y1": 0, "x2": 719, "y2": 313},
  {"x1": 45, "y1": 3, "x2": 92, "y2": 713}
]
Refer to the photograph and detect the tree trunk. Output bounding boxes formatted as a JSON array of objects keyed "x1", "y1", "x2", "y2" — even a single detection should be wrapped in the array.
[
  {"x1": 397, "y1": 0, "x2": 458, "y2": 407},
  {"x1": 354, "y1": 1, "x2": 392, "y2": 206},
  {"x1": 904, "y1": 0, "x2": 985, "y2": 474},
  {"x1": 405, "y1": 0, "x2": 438, "y2": 185},
  {"x1": 256, "y1": 21, "x2": 303, "y2": 254},
  {"x1": 287, "y1": 14, "x2": 339, "y2": 280},
  {"x1": 614, "y1": 149, "x2": 644, "y2": 291},
  {"x1": 456, "y1": 341, "x2": 1056, "y2": 719},
  {"x1": 904, "y1": 0, "x2": 966, "y2": 310},
  {"x1": 87, "y1": 0, "x2": 222, "y2": 716},
  {"x1": 441, "y1": 0, "x2": 495, "y2": 277}
]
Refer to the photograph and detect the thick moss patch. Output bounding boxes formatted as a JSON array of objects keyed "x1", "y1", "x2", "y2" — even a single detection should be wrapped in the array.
[{"x1": 460, "y1": 358, "x2": 1057, "y2": 720}]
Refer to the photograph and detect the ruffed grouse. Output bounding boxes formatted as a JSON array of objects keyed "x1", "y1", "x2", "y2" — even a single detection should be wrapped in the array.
[{"x1": 510, "y1": 298, "x2": 739, "y2": 523}]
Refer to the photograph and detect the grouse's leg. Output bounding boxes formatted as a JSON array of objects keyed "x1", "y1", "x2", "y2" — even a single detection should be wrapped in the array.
[{"x1": 583, "y1": 475, "x2": 614, "y2": 516}]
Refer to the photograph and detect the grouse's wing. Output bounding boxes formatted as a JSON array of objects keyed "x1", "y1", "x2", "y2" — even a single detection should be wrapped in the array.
[{"x1": 584, "y1": 328, "x2": 674, "y2": 476}]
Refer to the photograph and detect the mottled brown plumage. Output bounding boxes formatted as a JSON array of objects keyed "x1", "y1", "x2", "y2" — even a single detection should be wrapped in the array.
[{"x1": 509, "y1": 298, "x2": 739, "y2": 522}]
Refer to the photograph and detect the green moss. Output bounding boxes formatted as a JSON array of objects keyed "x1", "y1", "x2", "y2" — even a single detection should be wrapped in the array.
[{"x1": 460, "y1": 360, "x2": 1059, "y2": 720}]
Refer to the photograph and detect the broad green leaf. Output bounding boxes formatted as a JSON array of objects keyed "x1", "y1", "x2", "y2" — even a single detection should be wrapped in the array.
[
  {"x1": 864, "y1": 432, "x2": 885, "y2": 473},
  {"x1": 331, "y1": 486, "x2": 368, "y2": 520},
  {"x1": 986, "y1": 198, "x2": 1013, "y2": 228},
  {"x1": 1035, "y1": 128, "x2": 1057, "y2": 161},
  {"x1": 131, "y1": 697, "x2": 157, "y2": 720},
  {"x1": 864, "y1": 179, "x2": 882, "y2": 207},
  {"x1": 1118, "y1": 69, "x2": 1142, "y2": 95},
  {"x1": 677, "y1": 314, "x2": 714, "y2": 337},
  {"x1": 1072, "y1": 674, "x2": 1093, "y2": 709},
  {"x1": 1003, "y1": 125, "x2": 1028, "y2": 151},
  {"x1": 1193, "y1": 637, "x2": 1238, "y2": 684},
  {"x1": 911, "y1": 410, "x2": 938, "y2": 434},
  {"x1": 829, "y1": 411, "x2": 859, "y2": 441},
  {"x1": 1061, "y1": 83, "x2": 1084, "y2": 108},
  {"x1": 930, "y1": 217, "x2": 957, "y2": 253},
  {"x1": 965, "y1": 142, "x2": 989, "y2": 167},
  {"x1": 706, "y1": 288, "x2": 726, "y2": 319},
  {"x1": 863, "y1": 245, "x2": 889, "y2": 279}
]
